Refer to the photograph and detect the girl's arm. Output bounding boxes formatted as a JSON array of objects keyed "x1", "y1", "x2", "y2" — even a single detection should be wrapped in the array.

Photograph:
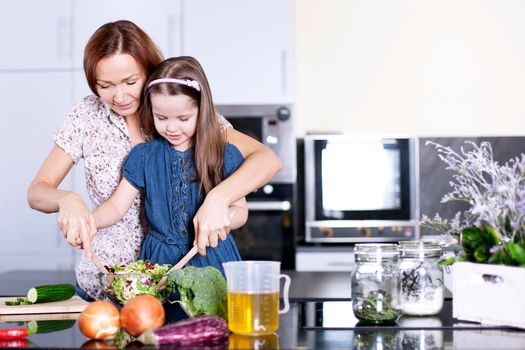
[
  {"x1": 93, "y1": 178, "x2": 139, "y2": 229},
  {"x1": 28, "y1": 145, "x2": 96, "y2": 251}
]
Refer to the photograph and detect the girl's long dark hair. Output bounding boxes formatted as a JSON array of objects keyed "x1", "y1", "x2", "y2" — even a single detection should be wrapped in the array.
[{"x1": 140, "y1": 56, "x2": 225, "y2": 194}]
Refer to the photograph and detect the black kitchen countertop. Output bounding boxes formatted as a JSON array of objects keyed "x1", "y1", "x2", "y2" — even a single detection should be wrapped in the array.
[{"x1": 0, "y1": 270, "x2": 524, "y2": 349}]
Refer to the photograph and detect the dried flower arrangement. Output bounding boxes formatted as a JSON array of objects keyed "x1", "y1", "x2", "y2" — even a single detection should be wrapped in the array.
[{"x1": 420, "y1": 141, "x2": 525, "y2": 266}]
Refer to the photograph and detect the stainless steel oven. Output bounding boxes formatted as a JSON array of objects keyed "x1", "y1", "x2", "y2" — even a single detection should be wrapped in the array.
[
  {"x1": 216, "y1": 105, "x2": 296, "y2": 184},
  {"x1": 217, "y1": 105, "x2": 297, "y2": 269}
]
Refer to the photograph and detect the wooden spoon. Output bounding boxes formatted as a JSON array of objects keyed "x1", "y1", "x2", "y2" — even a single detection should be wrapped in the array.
[{"x1": 156, "y1": 245, "x2": 199, "y2": 290}]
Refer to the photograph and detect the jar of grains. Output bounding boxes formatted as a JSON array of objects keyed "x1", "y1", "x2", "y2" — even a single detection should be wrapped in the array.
[
  {"x1": 351, "y1": 243, "x2": 400, "y2": 323},
  {"x1": 398, "y1": 241, "x2": 444, "y2": 316}
]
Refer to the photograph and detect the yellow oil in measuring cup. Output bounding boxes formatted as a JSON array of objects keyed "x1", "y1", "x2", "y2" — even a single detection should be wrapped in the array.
[{"x1": 227, "y1": 291, "x2": 280, "y2": 335}]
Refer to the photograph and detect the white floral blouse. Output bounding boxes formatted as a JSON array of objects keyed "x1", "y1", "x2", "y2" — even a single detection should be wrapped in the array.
[{"x1": 54, "y1": 95, "x2": 232, "y2": 300}]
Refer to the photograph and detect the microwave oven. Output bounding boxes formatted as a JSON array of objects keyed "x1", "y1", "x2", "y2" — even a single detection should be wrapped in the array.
[{"x1": 304, "y1": 135, "x2": 419, "y2": 243}]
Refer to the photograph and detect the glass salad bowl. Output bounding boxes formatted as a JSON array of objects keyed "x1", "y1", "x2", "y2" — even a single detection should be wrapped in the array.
[{"x1": 98, "y1": 260, "x2": 174, "y2": 305}]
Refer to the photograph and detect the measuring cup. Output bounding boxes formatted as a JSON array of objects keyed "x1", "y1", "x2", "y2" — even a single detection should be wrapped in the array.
[{"x1": 222, "y1": 261, "x2": 291, "y2": 336}]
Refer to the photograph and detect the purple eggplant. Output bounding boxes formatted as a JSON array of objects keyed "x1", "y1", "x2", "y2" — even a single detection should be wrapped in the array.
[{"x1": 138, "y1": 315, "x2": 229, "y2": 346}]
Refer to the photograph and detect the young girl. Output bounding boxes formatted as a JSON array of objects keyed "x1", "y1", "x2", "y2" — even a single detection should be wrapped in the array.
[{"x1": 92, "y1": 56, "x2": 247, "y2": 271}]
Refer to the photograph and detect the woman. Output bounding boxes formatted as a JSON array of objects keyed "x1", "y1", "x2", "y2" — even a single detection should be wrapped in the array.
[{"x1": 27, "y1": 20, "x2": 281, "y2": 300}]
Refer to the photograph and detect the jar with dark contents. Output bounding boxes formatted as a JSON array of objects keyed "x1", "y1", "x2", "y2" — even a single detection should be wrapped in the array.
[
  {"x1": 398, "y1": 240, "x2": 444, "y2": 316},
  {"x1": 352, "y1": 330, "x2": 400, "y2": 350},
  {"x1": 351, "y1": 243, "x2": 400, "y2": 323},
  {"x1": 397, "y1": 316, "x2": 443, "y2": 349}
]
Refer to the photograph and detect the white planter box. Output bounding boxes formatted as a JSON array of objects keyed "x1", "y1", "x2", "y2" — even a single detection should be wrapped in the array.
[{"x1": 453, "y1": 262, "x2": 525, "y2": 329}]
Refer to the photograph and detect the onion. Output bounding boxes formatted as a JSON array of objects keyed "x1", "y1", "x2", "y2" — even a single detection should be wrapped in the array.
[
  {"x1": 78, "y1": 301, "x2": 120, "y2": 340},
  {"x1": 120, "y1": 295, "x2": 165, "y2": 336}
]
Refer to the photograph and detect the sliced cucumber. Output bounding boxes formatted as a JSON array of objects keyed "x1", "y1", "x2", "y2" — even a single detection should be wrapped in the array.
[
  {"x1": 26, "y1": 283, "x2": 75, "y2": 304},
  {"x1": 5, "y1": 300, "x2": 20, "y2": 306},
  {"x1": 16, "y1": 297, "x2": 32, "y2": 305}
]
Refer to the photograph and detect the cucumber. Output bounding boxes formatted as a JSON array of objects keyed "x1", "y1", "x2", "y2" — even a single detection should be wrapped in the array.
[
  {"x1": 27, "y1": 320, "x2": 76, "y2": 334},
  {"x1": 26, "y1": 283, "x2": 75, "y2": 304},
  {"x1": 5, "y1": 300, "x2": 20, "y2": 306},
  {"x1": 16, "y1": 297, "x2": 31, "y2": 305}
]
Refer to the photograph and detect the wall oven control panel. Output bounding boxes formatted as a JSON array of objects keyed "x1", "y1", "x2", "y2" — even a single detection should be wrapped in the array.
[{"x1": 306, "y1": 221, "x2": 417, "y2": 243}]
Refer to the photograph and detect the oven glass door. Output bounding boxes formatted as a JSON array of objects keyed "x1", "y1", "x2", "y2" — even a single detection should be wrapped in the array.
[
  {"x1": 230, "y1": 184, "x2": 295, "y2": 269},
  {"x1": 227, "y1": 116, "x2": 263, "y2": 143}
]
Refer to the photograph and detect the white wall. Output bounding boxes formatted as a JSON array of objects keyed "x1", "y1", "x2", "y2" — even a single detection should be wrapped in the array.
[{"x1": 295, "y1": 0, "x2": 525, "y2": 137}]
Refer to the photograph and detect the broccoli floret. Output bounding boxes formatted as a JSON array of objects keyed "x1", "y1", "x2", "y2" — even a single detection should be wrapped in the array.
[{"x1": 167, "y1": 266, "x2": 228, "y2": 320}]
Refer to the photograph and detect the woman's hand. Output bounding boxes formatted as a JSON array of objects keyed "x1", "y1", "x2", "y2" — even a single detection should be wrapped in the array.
[
  {"x1": 57, "y1": 192, "x2": 97, "y2": 258},
  {"x1": 28, "y1": 145, "x2": 96, "y2": 256},
  {"x1": 193, "y1": 191, "x2": 231, "y2": 256}
]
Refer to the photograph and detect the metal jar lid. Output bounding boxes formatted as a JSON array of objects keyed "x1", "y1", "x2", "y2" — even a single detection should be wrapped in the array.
[
  {"x1": 354, "y1": 243, "x2": 398, "y2": 262},
  {"x1": 398, "y1": 240, "x2": 442, "y2": 259}
]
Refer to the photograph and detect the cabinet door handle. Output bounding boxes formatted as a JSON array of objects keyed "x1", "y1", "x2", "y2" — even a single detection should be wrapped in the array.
[
  {"x1": 281, "y1": 49, "x2": 287, "y2": 95},
  {"x1": 57, "y1": 17, "x2": 72, "y2": 61},
  {"x1": 168, "y1": 14, "x2": 179, "y2": 57},
  {"x1": 247, "y1": 201, "x2": 291, "y2": 211}
]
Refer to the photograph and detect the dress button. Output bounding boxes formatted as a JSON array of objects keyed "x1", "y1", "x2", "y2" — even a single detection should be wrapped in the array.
[{"x1": 165, "y1": 237, "x2": 177, "y2": 245}]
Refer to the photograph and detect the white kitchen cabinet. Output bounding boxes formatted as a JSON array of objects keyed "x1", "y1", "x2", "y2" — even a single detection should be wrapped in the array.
[
  {"x1": 72, "y1": 0, "x2": 182, "y2": 68},
  {"x1": 0, "y1": 72, "x2": 77, "y2": 272},
  {"x1": 181, "y1": 0, "x2": 294, "y2": 105},
  {"x1": 0, "y1": 0, "x2": 73, "y2": 70},
  {"x1": 72, "y1": 0, "x2": 293, "y2": 104}
]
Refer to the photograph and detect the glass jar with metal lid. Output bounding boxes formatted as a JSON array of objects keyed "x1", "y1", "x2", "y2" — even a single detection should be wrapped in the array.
[
  {"x1": 351, "y1": 243, "x2": 400, "y2": 323},
  {"x1": 398, "y1": 240, "x2": 444, "y2": 316}
]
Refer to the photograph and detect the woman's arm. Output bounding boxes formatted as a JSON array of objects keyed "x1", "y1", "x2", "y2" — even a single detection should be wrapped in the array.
[
  {"x1": 219, "y1": 128, "x2": 282, "y2": 204},
  {"x1": 196, "y1": 196, "x2": 248, "y2": 254},
  {"x1": 193, "y1": 129, "x2": 282, "y2": 255},
  {"x1": 92, "y1": 178, "x2": 139, "y2": 229},
  {"x1": 229, "y1": 197, "x2": 248, "y2": 230},
  {"x1": 27, "y1": 144, "x2": 96, "y2": 251},
  {"x1": 28, "y1": 145, "x2": 77, "y2": 212}
]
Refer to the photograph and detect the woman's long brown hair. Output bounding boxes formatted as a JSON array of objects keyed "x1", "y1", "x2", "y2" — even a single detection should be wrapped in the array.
[{"x1": 140, "y1": 56, "x2": 225, "y2": 194}]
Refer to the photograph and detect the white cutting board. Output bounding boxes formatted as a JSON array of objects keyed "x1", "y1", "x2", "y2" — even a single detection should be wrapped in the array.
[
  {"x1": 0, "y1": 312, "x2": 79, "y2": 322},
  {"x1": 0, "y1": 296, "x2": 89, "y2": 315}
]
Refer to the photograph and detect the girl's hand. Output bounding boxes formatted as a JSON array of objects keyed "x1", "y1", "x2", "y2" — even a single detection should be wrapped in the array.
[
  {"x1": 193, "y1": 192, "x2": 231, "y2": 256},
  {"x1": 57, "y1": 192, "x2": 97, "y2": 258}
]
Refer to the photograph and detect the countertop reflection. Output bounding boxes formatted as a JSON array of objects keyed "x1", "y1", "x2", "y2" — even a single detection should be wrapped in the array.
[
  {"x1": 1, "y1": 270, "x2": 524, "y2": 349},
  {"x1": 280, "y1": 300, "x2": 525, "y2": 350}
]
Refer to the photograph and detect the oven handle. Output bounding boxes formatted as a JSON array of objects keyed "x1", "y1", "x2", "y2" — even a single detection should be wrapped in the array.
[{"x1": 246, "y1": 201, "x2": 291, "y2": 211}]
